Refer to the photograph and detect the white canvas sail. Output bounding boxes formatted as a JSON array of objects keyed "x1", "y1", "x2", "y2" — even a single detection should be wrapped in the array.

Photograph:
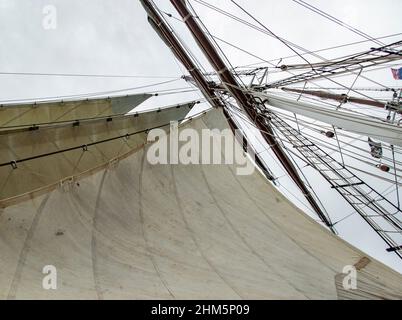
[{"x1": 0, "y1": 108, "x2": 401, "y2": 299}]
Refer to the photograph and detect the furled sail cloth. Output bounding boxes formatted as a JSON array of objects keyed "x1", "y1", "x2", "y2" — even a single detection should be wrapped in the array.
[
  {"x1": 256, "y1": 92, "x2": 402, "y2": 147},
  {"x1": 0, "y1": 108, "x2": 401, "y2": 299},
  {"x1": 0, "y1": 93, "x2": 151, "y2": 130}
]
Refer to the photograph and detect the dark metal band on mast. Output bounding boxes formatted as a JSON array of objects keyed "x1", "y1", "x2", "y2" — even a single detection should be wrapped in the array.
[{"x1": 170, "y1": 0, "x2": 333, "y2": 229}]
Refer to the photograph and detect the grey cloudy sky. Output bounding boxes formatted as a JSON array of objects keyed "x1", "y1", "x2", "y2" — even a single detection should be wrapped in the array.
[{"x1": 0, "y1": 0, "x2": 401, "y2": 272}]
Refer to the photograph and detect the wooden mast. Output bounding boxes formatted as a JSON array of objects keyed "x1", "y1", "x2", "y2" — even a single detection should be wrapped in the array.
[
  {"x1": 140, "y1": 0, "x2": 276, "y2": 181},
  {"x1": 170, "y1": 0, "x2": 333, "y2": 229}
]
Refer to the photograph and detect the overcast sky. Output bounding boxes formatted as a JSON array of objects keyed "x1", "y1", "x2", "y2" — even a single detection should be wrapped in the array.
[{"x1": 0, "y1": 0, "x2": 401, "y2": 272}]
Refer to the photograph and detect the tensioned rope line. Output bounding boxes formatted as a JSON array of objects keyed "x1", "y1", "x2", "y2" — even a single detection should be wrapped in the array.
[
  {"x1": 0, "y1": 87, "x2": 198, "y2": 106},
  {"x1": 309, "y1": 62, "x2": 402, "y2": 81},
  {"x1": 187, "y1": 1, "x2": 398, "y2": 107},
  {"x1": 191, "y1": 0, "x2": 394, "y2": 91},
  {"x1": 332, "y1": 176, "x2": 402, "y2": 226},
  {"x1": 175, "y1": 2, "x2": 402, "y2": 241},
  {"x1": 274, "y1": 88, "x2": 398, "y2": 121},
  {"x1": 219, "y1": 94, "x2": 400, "y2": 193},
  {"x1": 212, "y1": 53, "x2": 381, "y2": 115},
  {"x1": 268, "y1": 104, "x2": 398, "y2": 146},
  {"x1": 283, "y1": 86, "x2": 402, "y2": 92},
  {"x1": 275, "y1": 88, "x2": 401, "y2": 126},
  {"x1": 245, "y1": 79, "x2": 399, "y2": 124},
  {"x1": 272, "y1": 113, "x2": 402, "y2": 168},
  {"x1": 226, "y1": 105, "x2": 394, "y2": 226},
  {"x1": 161, "y1": 5, "x2": 247, "y2": 86},
  {"x1": 222, "y1": 99, "x2": 311, "y2": 149},
  {"x1": 232, "y1": 110, "x2": 402, "y2": 243},
  {"x1": 271, "y1": 62, "x2": 402, "y2": 85},
  {"x1": 271, "y1": 109, "x2": 402, "y2": 161},
  {"x1": 236, "y1": 32, "x2": 402, "y2": 69},
  {"x1": 299, "y1": 132, "x2": 402, "y2": 177},
  {"x1": 0, "y1": 78, "x2": 185, "y2": 105},
  {"x1": 0, "y1": 72, "x2": 179, "y2": 79},
  {"x1": 230, "y1": 0, "x2": 314, "y2": 69},
  {"x1": 219, "y1": 78, "x2": 396, "y2": 125},
  {"x1": 155, "y1": 0, "x2": 212, "y2": 78},
  {"x1": 230, "y1": 102, "x2": 402, "y2": 182},
  {"x1": 169, "y1": 3, "x2": 401, "y2": 203},
  {"x1": 291, "y1": 0, "x2": 384, "y2": 46},
  {"x1": 277, "y1": 138, "x2": 401, "y2": 187},
  {"x1": 272, "y1": 131, "x2": 402, "y2": 188},
  {"x1": 162, "y1": 6, "x2": 401, "y2": 70},
  {"x1": 226, "y1": 105, "x2": 324, "y2": 211},
  {"x1": 187, "y1": 0, "x2": 248, "y2": 88},
  {"x1": 265, "y1": 47, "x2": 402, "y2": 103},
  {"x1": 161, "y1": 9, "x2": 282, "y2": 85},
  {"x1": 224, "y1": 96, "x2": 402, "y2": 183},
  {"x1": 271, "y1": 118, "x2": 332, "y2": 220},
  {"x1": 191, "y1": 0, "x2": 324, "y2": 60},
  {"x1": 273, "y1": 108, "x2": 402, "y2": 159},
  {"x1": 265, "y1": 41, "x2": 402, "y2": 89},
  {"x1": 211, "y1": 34, "x2": 281, "y2": 68}
]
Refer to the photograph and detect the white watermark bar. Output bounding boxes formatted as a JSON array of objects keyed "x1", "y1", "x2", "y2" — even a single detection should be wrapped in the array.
[
  {"x1": 42, "y1": 5, "x2": 57, "y2": 30},
  {"x1": 146, "y1": 121, "x2": 255, "y2": 176}
]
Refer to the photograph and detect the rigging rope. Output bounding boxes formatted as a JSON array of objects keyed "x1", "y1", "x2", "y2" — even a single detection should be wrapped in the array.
[
  {"x1": 226, "y1": 105, "x2": 326, "y2": 218},
  {"x1": 0, "y1": 79, "x2": 188, "y2": 105},
  {"x1": 191, "y1": 0, "x2": 395, "y2": 92},
  {"x1": 226, "y1": 100, "x2": 402, "y2": 185},
  {"x1": 0, "y1": 99, "x2": 203, "y2": 130},
  {"x1": 291, "y1": 0, "x2": 384, "y2": 46},
  {"x1": 0, "y1": 108, "x2": 210, "y2": 168},
  {"x1": 237, "y1": 32, "x2": 402, "y2": 69},
  {"x1": 0, "y1": 71, "x2": 179, "y2": 79}
]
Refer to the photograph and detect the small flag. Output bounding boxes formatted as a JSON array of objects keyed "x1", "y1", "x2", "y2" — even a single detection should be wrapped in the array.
[
  {"x1": 368, "y1": 137, "x2": 382, "y2": 159},
  {"x1": 391, "y1": 68, "x2": 402, "y2": 80}
]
